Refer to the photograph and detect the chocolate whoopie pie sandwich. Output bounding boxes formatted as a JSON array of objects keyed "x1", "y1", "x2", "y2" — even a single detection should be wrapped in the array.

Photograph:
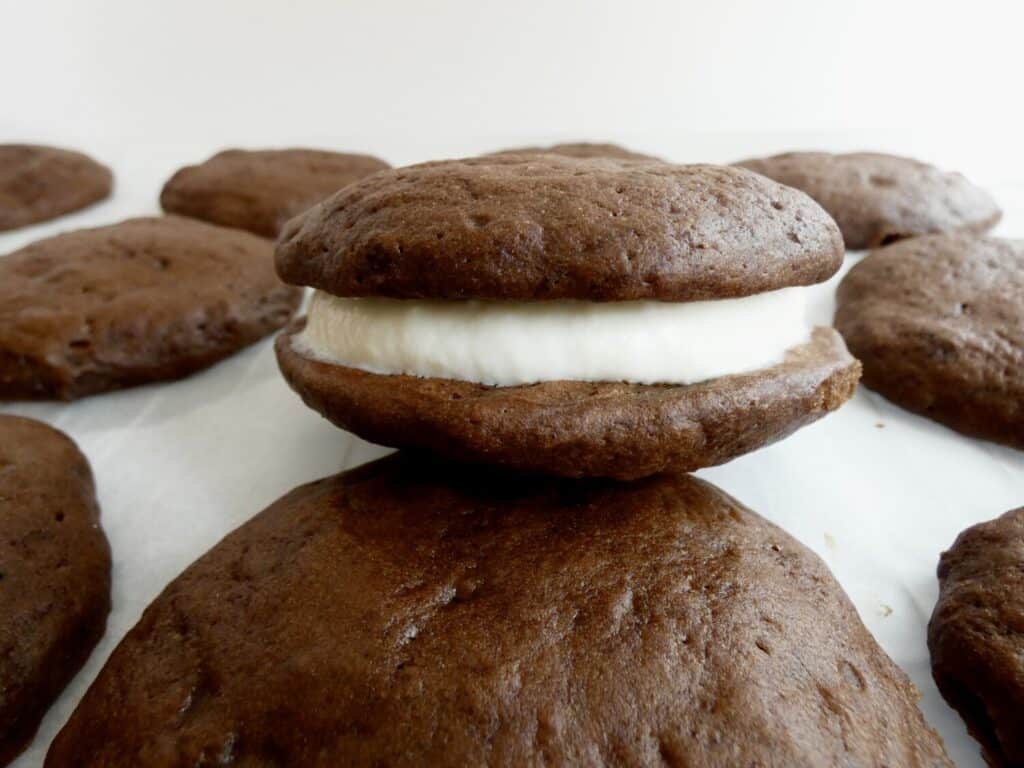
[
  {"x1": 835, "y1": 233, "x2": 1024, "y2": 448},
  {"x1": 275, "y1": 154, "x2": 861, "y2": 479},
  {"x1": 160, "y1": 148, "x2": 390, "y2": 238},
  {"x1": 0, "y1": 144, "x2": 112, "y2": 232},
  {"x1": 1, "y1": 415, "x2": 110, "y2": 766},
  {"x1": 735, "y1": 151, "x2": 1001, "y2": 249},
  {"x1": 929, "y1": 507, "x2": 1024, "y2": 768},
  {"x1": 0, "y1": 216, "x2": 301, "y2": 400},
  {"x1": 47, "y1": 454, "x2": 951, "y2": 767}
]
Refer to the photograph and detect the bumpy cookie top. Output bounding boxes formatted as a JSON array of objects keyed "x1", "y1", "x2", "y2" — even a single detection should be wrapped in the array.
[
  {"x1": 929, "y1": 508, "x2": 1024, "y2": 767},
  {"x1": 835, "y1": 234, "x2": 1024, "y2": 447},
  {"x1": 0, "y1": 144, "x2": 112, "y2": 231},
  {"x1": 160, "y1": 148, "x2": 390, "y2": 238},
  {"x1": 736, "y1": 151, "x2": 1001, "y2": 249},
  {"x1": 48, "y1": 455, "x2": 949, "y2": 767},
  {"x1": 276, "y1": 155, "x2": 844, "y2": 301}
]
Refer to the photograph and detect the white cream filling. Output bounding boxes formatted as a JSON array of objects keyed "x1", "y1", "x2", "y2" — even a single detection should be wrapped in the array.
[{"x1": 295, "y1": 287, "x2": 811, "y2": 387}]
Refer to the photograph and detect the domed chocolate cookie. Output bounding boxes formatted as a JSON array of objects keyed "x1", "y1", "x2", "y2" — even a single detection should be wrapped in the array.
[
  {"x1": 835, "y1": 234, "x2": 1023, "y2": 448},
  {"x1": 48, "y1": 455, "x2": 950, "y2": 767},
  {"x1": 0, "y1": 145, "x2": 112, "y2": 231},
  {"x1": 0, "y1": 216, "x2": 302, "y2": 400},
  {"x1": 275, "y1": 155, "x2": 858, "y2": 479},
  {"x1": 1, "y1": 415, "x2": 110, "y2": 766},
  {"x1": 160, "y1": 148, "x2": 390, "y2": 238},
  {"x1": 929, "y1": 507, "x2": 1024, "y2": 768},
  {"x1": 487, "y1": 141, "x2": 661, "y2": 161},
  {"x1": 735, "y1": 151, "x2": 1001, "y2": 249}
]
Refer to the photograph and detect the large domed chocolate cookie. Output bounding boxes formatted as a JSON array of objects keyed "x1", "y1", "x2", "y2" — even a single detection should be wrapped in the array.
[
  {"x1": 835, "y1": 234, "x2": 1023, "y2": 448},
  {"x1": 277, "y1": 324, "x2": 859, "y2": 480},
  {"x1": 929, "y1": 507, "x2": 1024, "y2": 768},
  {"x1": 0, "y1": 145, "x2": 112, "y2": 232},
  {"x1": 276, "y1": 155, "x2": 844, "y2": 302},
  {"x1": 487, "y1": 141, "x2": 661, "y2": 161},
  {"x1": 1, "y1": 415, "x2": 110, "y2": 766},
  {"x1": 160, "y1": 148, "x2": 390, "y2": 238},
  {"x1": 735, "y1": 151, "x2": 1001, "y2": 249},
  {"x1": 0, "y1": 216, "x2": 302, "y2": 400},
  {"x1": 47, "y1": 455, "x2": 950, "y2": 767}
]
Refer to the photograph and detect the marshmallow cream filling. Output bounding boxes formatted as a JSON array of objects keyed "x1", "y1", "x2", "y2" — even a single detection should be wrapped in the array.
[{"x1": 295, "y1": 286, "x2": 812, "y2": 386}]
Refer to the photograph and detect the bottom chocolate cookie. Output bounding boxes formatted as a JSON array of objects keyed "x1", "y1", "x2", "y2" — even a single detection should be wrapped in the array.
[
  {"x1": 929, "y1": 508, "x2": 1024, "y2": 768},
  {"x1": 49, "y1": 455, "x2": 949, "y2": 767},
  {"x1": 0, "y1": 415, "x2": 111, "y2": 766},
  {"x1": 276, "y1": 324, "x2": 861, "y2": 480}
]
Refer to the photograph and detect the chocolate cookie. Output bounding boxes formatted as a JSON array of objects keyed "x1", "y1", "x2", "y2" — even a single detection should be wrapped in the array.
[
  {"x1": 278, "y1": 324, "x2": 859, "y2": 479},
  {"x1": 47, "y1": 455, "x2": 950, "y2": 767},
  {"x1": 160, "y1": 148, "x2": 390, "y2": 237},
  {"x1": 277, "y1": 156, "x2": 843, "y2": 301},
  {"x1": 0, "y1": 216, "x2": 302, "y2": 400},
  {"x1": 1, "y1": 415, "x2": 110, "y2": 766},
  {"x1": 835, "y1": 234, "x2": 1023, "y2": 448},
  {"x1": 487, "y1": 141, "x2": 661, "y2": 161},
  {"x1": 929, "y1": 507, "x2": 1024, "y2": 768},
  {"x1": 275, "y1": 155, "x2": 857, "y2": 479},
  {"x1": 0, "y1": 145, "x2": 112, "y2": 232},
  {"x1": 735, "y1": 151, "x2": 1001, "y2": 249}
]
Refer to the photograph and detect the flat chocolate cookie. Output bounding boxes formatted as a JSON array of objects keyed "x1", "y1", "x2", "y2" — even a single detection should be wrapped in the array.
[
  {"x1": 276, "y1": 156, "x2": 844, "y2": 302},
  {"x1": 0, "y1": 145, "x2": 112, "y2": 232},
  {"x1": 835, "y1": 234, "x2": 1023, "y2": 448},
  {"x1": 1, "y1": 415, "x2": 110, "y2": 766},
  {"x1": 487, "y1": 141, "x2": 661, "y2": 161},
  {"x1": 929, "y1": 508, "x2": 1024, "y2": 768},
  {"x1": 160, "y1": 148, "x2": 390, "y2": 237},
  {"x1": 48, "y1": 455, "x2": 950, "y2": 767},
  {"x1": 0, "y1": 216, "x2": 302, "y2": 400},
  {"x1": 277, "y1": 324, "x2": 860, "y2": 479},
  {"x1": 735, "y1": 151, "x2": 1001, "y2": 249}
]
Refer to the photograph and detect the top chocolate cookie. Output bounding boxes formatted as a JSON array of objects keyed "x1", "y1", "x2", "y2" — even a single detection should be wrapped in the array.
[
  {"x1": 735, "y1": 151, "x2": 1001, "y2": 249},
  {"x1": 0, "y1": 145, "x2": 112, "y2": 232},
  {"x1": 276, "y1": 155, "x2": 844, "y2": 301},
  {"x1": 487, "y1": 141, "x2": 661, "y2": 161},
  {"x1": 160, "y1": 148, "x2": 390, "y2": 238}
]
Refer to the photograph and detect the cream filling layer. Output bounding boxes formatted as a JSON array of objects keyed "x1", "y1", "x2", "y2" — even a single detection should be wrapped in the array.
[{"x1": 295, "y1": 287, "x2": 811, "y2": 386}]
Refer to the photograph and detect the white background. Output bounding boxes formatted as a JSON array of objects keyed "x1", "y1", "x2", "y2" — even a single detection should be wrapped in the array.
[{"x1": 2, "y1": 1, "x2": 1023, "y2": 765}]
